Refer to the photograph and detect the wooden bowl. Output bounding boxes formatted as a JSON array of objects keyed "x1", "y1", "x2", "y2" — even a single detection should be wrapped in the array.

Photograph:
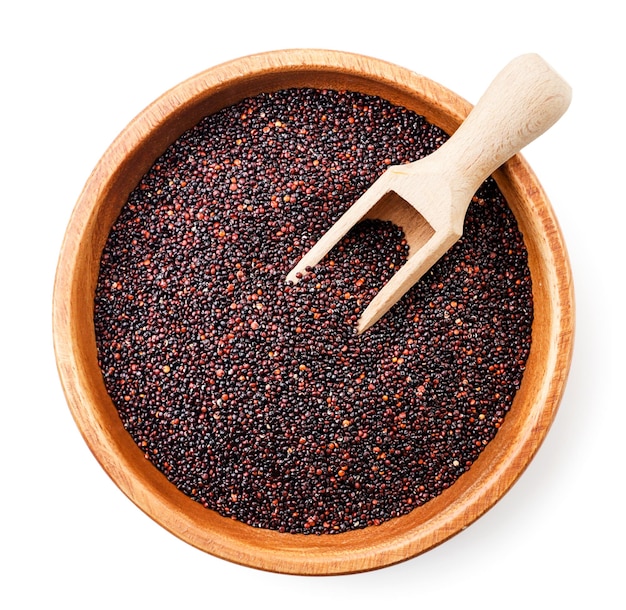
[{"x1": 53, "y1": 49, "x2": 574, "y2": 575}]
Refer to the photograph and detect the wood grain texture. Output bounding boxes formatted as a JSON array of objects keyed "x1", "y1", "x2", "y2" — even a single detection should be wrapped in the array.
[{"x1": 52, "y1": 49, "x2": 574, "y2": 575}]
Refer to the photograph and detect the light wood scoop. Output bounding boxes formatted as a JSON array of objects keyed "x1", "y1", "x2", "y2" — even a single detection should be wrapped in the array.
[{"x1": 286, "y1": 54, "x2": 571, "y2": 333}]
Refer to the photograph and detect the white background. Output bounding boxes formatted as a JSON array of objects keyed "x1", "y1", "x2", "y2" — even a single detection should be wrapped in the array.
[{"x1": 2, "y1": 1, "x2": 623, "y2": 608}]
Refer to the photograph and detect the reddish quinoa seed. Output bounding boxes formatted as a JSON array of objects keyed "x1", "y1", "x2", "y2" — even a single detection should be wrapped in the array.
[{"x1": 94, "y1": 88, "x2": 533, "y2": 535}]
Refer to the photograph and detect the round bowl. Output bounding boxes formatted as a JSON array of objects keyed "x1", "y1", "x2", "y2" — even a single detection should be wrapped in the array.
[{"x1": 53, "y1": 49, "x2": 574, "y2": 575}]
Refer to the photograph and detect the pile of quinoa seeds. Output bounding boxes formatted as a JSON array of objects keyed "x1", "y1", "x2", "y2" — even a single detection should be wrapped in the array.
[{"x1": 94, "y1": 88, "x2": 533, "y2": 535}]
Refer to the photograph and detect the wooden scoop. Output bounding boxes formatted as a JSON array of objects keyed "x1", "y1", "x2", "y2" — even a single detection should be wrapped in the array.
[{"x1": 286, "y1": 54, "x2": 571, "y2": 333}]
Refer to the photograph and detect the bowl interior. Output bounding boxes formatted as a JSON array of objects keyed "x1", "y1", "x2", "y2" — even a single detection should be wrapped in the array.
[{"x1": 53, "y1": 50, "x2": 574, "y2": 575}]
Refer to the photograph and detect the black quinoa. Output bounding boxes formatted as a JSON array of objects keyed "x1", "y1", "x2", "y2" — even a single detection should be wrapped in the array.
[{"x1": 94, "y1": 88, "x2": 533, "y2": 534}]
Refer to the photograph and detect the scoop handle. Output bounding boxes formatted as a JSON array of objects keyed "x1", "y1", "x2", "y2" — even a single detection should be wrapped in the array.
[{"x1": 436, "y1": 53, "x2": 572, "y2": 206}]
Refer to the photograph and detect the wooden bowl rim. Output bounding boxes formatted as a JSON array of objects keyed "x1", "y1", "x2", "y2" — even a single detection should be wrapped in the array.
[{"x1": 53, "y1": 49, "x2": 574, "y2": 575}]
